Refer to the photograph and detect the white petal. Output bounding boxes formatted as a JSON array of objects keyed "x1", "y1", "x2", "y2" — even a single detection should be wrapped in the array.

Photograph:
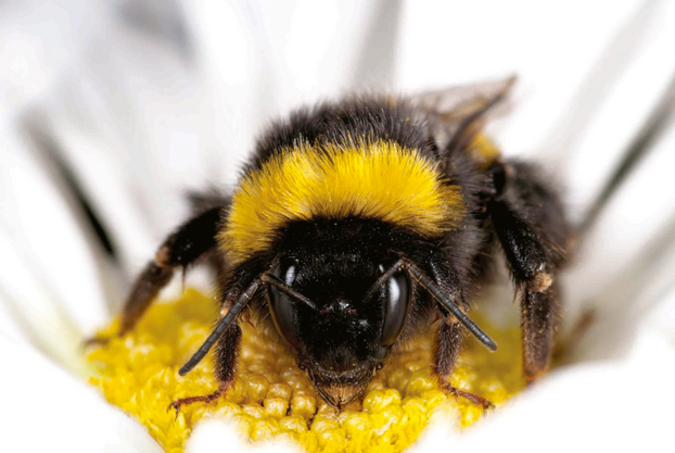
[
  {"x1": 571, "y1": 244, "x2": 675, "y2": 362},
  {"x1": 186, "y1": 418, "x2": 301, "y2": 453},
  {"x1": 37, "y1": 18, "x2": 200, "y2": 271},
  {"x1": 0, "y1": 224, "x2": 90, "y2": 376},
  {"x1": 414, "y1": 360, "x2": 673, "y2": 451},
  {"x1": 563, "y1": 110, "x2": 675, "y2": 357},
  {"x1": 0, "y1": 288, "x2": 29, "y2": 344},
  {"x1": 397, "y1": 1, "x2": 640, "y2": 146},
  {"x1": 559, "y1": 0, "x2": 675, "y2": 223},
  {"x1": 0, "y1": 124, "x2": 112, "y2": 350},
  {"x1": 0, "y1": 335, "x2": 163, "y2": 453},
  {"x1": 0, "y1": 0, "x2": 101, "y2": 119}
]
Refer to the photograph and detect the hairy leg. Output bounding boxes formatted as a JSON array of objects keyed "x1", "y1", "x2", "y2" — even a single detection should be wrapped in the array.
[
  {"x1": 433, "y1": 318, "x2": 493, "y2": 410},
  {"x1": 488, "y1": 160, "x2": 569, "y2": 382},
  {"x1": 86, "y1": 207, "x2": 223, "y2": 344},
  {"x1": 169, "y1": 322, "x2": 242, "y2": 414}
]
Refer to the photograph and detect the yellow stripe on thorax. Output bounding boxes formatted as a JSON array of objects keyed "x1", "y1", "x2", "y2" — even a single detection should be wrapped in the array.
[{"x1": 220, "y1": 141, "x2": 465, "y2": 263}]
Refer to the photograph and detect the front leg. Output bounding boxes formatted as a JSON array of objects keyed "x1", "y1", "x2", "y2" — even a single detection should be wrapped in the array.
[
  {"x1": 86, "y1": 207, "x2": 224, "y2": 344},
  {"x1": 169, "y1": 322, "x2": 242, "y2": 414},
  {"x1": 488, "y1": 160, "x2": 569, "y2": 382},
  {"x1": 121, "y1": 206, "x2": 224, "y2": 336},
  {"x1": 433, "y1": 318, "x2": 493, "y2": 410}
]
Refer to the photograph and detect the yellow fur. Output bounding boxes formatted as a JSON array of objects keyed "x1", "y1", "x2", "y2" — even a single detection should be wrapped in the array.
[
  {"x1": 469, "y1": 133, "x2": 501, "y2": 169},
  {"x1": 220, "y1": 141, "x2": 465, "y2": 263}
]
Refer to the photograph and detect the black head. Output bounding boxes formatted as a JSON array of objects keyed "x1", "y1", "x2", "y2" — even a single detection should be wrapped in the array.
[{"x1": 266, "y1": 218, "x2": 413, "y2": 406}]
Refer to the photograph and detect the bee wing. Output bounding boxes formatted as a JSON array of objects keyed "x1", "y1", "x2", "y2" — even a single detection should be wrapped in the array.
[
  {"x1": 410, "y1": 76, "x2": 516, "y2": 120},
  {"x1": 409, "y1": 76, "x2": 516, "y2": 152}
]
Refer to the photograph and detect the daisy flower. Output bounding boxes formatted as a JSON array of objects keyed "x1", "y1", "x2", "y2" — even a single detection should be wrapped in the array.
[{"x1": 2, "y1": 1, "x2": 674, "y2": 452}]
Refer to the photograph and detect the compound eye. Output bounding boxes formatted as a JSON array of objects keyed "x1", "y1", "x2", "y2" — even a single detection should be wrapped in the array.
[
  {"x1": 268, "y1": 260, "x2": 300, "y2": 348},
  {"x1": 381, "y1": 270, "x2": 411, "y2": 347}
]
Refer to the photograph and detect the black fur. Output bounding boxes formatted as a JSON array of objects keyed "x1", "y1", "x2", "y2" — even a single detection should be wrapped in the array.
[
  {"x1": 214, "y1": 322, "x2": 242, "y2": 384},
  {"x1": 247, "y1": 96, "x2": 438, "y2": 172},
  {"x1": 160, "y1": 207, "x2": 223, "y2": 267}
]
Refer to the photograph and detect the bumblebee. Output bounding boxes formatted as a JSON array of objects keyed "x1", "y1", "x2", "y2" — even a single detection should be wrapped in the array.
[{"x1": 98, "y1": 77, "x2": 569, "y2": 411}]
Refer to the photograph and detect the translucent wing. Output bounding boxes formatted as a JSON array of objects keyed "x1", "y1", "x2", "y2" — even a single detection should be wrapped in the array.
[{"x1": 409, "y1": 76, "x2": 516, "y2": 153}]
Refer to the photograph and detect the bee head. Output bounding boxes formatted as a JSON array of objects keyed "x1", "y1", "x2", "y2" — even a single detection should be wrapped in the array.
[{"x1": 265, "y1": 219, "x2": 413, "y2": 406}]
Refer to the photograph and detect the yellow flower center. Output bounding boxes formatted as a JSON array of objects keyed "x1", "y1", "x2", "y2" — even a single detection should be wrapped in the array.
[{"x1": 87, "y1": 289, "x2": 524, "y2": 452}]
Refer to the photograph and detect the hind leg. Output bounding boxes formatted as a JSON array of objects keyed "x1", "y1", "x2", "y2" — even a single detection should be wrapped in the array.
[{"x1": 488, "y1": 160, "x2": 569, "y2": 381}]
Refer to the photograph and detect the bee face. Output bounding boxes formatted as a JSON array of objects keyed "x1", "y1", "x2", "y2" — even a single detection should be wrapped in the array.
[{"x1": 266, "y1": 219, "x2": 413, "y2": 406}]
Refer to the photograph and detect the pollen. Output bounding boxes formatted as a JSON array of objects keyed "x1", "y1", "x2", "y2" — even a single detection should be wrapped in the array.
[{"x1": 87, "y1": 290, "x2": 524, "y2": 452}]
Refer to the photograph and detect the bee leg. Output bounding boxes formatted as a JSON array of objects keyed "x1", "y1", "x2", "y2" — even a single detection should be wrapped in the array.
[
  {"x1": 520, "y1": 282, "x2": 560, "y2": 383},
  {"x1": 433, "y1": 318, "x2": 494, "y2": 411},
  {"x1": 168, "y1": 323, "x2": 242, "y2": 416},
  {"x1": 167, "y1": 388, "x2": 225, "y2": 418},
  {"x1": 488, "y1": 161, "x2": 568, "y2": 382},
  {"x1": 85, "y1": 207, "x2": 223, "y2": 345}
]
